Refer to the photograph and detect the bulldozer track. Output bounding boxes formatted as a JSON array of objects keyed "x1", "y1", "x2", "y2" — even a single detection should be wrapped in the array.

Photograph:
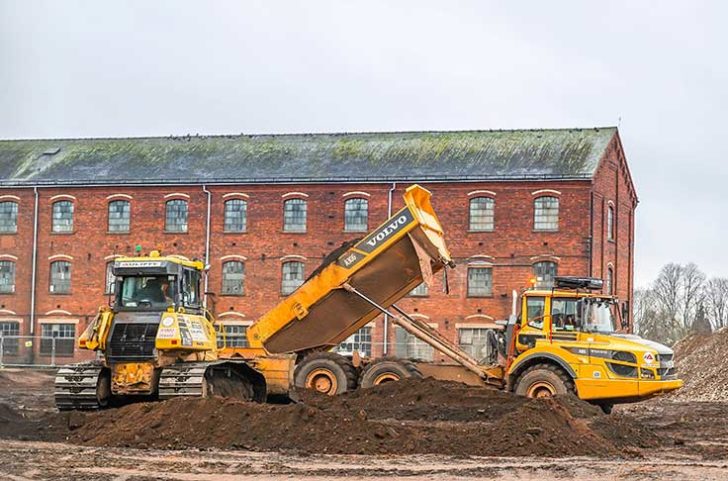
[
  {"x1": 54, "y1": 362, "x2": 105, "y2": 411},
  {"x1": 158, "y1": 363, "x2": 209, "y2": 400}
]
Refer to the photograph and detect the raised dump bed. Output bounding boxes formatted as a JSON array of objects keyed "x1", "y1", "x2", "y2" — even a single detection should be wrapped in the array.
[{"x1": 247, "y1": 184, "x2": 453, "y2": 355}]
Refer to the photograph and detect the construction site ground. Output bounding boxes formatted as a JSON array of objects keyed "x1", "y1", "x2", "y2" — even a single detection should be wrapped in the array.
[{"x1": 1, "y1": 356, "x2": 727, "y2": 481}]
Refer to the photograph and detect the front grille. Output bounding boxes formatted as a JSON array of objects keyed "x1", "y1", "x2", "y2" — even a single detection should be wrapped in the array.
[{"x1": 107, "y1": 323, "x2": 159, "y2": 361}]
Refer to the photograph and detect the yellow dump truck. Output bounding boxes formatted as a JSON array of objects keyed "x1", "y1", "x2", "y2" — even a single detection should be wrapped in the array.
[{"x1": 56, "y1": 185, "x2": 682, "y2": 413}]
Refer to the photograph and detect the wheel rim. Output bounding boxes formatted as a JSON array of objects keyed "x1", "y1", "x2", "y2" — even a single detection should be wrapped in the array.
[
  {"x1": 373, "y1": 372, "x2": 401, "y2": 385},
  {"x1": 305, "y1": 368, "x2": 338, "y2": 395},
  {"x1": 527, "y1": 381, "x2": 557, "y2": 398}
]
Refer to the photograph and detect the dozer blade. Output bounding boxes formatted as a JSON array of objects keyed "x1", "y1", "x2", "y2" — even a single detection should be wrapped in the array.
[{"x1": 54, "y1": 362, "x2": 104, "y2": 411}]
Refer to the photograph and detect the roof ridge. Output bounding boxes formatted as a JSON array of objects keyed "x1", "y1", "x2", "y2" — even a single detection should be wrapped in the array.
[{"x1": 0, "y1": 126, "x2": 618, "y2": 143}]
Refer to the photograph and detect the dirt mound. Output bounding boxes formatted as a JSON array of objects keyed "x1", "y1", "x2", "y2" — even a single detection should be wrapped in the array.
[
  {"x1": 670, "y1": 327, "x2": 728, "y2": 401},
  {"x1": 64, "y1": 379, "x2": 659, "y2": 457}
]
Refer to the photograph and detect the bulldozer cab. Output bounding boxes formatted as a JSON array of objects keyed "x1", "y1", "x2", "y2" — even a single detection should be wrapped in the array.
[{"x1": 112, "y1": 252, "x2": 204, "y2": 314}]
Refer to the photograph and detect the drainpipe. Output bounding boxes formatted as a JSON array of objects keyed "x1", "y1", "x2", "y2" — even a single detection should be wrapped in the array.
[
  {"x1": 29, "y1": 187, "x2": 39, "y2": 335},
  {"x1": 202, "y1": 185, "x2": 212, "y2": 309},
  {"x1": 383, "y1": 182, "x2": 396, "y2": 355}
]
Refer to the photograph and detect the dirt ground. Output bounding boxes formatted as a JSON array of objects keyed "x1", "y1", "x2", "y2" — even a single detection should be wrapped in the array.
[{"x1": 0, "y1": 368, "x2": 727, "y2": 480}]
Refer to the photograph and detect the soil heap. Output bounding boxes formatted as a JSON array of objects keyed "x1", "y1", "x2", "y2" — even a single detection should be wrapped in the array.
[
  {"x1": 54, "y1": 379, "x2": 659, "y2": 457},
  {"x1": 670, "y1": 327, "x2": 728, "y2": 402}
]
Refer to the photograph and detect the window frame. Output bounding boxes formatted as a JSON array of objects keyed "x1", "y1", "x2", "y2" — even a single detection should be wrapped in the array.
[
  {"x1": 104, "y1": 261, "x2": 116, "y2": 295},
  {"x1": 468, "y1": 197, "x2": 495, "y2": 232},
  {"x1": 533, "y1": 261, "x2": 558, "y2": 289},
  {"x1": 0, "y1": 201, "x2": 18, "y2": 234},
  {"x1": 216, "y1": 323, "x2": 250, "y2": 349},
  {"x1": 409, "y1": 282, "x2": 429, "y2": 297},
  {"x1": 165, "y1": 199, "x2": 189, "y2": 233},
  {"x1": 283, "y1": 198, "x2": 307, "y2": 233},
  {"x1": 533, "y1": 196, "x2": 559, "y2": 232},
  {"x1": 221, "y1": 260, "x2": 246, "y2": 296},
  {"x1": 49, "y1": 260, "x2": 72, "y2": 294},
  {"x1": 51, "y1": 200, "x2": 74, "y2": 234},
  {"x1": 223, "y1": 199, "x2": 248, "y2": 233},
  {"x1": 39, "y1": 323, "x2": 76, "y2": 357},
  {"x1": 467, "y1": 266, "x2": 493, "y2": 298},
  {"x1": 0, "y1": 260, "x2": 16, "y2": 294},
  {"x1": 281, "y1": 260, "x2": 305, "y2": 295},
  {"x1": 607, "y1": 204, "x2": 615, "y2": 241},
  {"x1": 107, "y1": 200, "x2": 131, "y2": 233},
  {"x1": 0, "y1": 321, "x2": 20, "y2": 355},
  {"x1": 343, "y1": 197, "x2": 369, "y2": 233}
]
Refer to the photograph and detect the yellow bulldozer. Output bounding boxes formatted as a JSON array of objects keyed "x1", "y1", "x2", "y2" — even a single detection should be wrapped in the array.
[{"x1": 55, "y1": 185, "x2": 682, "y2": 413}]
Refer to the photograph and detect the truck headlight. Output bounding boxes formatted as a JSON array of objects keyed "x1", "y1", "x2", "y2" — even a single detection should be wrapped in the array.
[{"x1": 640, "y1": 369, "x2": 655, "y2": 379}]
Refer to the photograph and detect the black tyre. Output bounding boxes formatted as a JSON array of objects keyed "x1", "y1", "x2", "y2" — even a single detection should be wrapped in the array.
[
  {"x1": 358, "y1": 357, "x2": 423, "y2": 389},
  {"x1": 294, "y1": 352, "x2": 357, "y2": 395},
  {"x1": 514, "y1": 363, "x2": 575, "y2": 398},
  {"x1": 594, "y1": 402, "x2": 613, "y2": 415},
  {"x1": 96, "y1": 369, "x2": 111, "y2": 408}
]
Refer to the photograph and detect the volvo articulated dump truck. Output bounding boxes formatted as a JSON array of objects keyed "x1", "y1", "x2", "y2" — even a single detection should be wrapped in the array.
[{"x1": 56, "y1": 185, "x2": 681, "y2": 413}]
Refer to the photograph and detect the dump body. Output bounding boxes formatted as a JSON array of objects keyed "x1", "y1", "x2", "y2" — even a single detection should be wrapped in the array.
[{"x1": 247, "y1": 185, "x2": 453, "y2": 354}]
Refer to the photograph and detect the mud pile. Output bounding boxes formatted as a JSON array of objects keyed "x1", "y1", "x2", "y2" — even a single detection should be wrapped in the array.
[
  {"x1": 671, "y1": 327, "x2": 728, "y2": 402},
  {"x1": 63, "y1": 379, "x2": 660, "y2": 457}
]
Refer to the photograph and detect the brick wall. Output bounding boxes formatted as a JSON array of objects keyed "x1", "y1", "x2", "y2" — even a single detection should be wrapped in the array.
[{"x1": 0, "y1": 146, "x2": 637, "y2": 362}]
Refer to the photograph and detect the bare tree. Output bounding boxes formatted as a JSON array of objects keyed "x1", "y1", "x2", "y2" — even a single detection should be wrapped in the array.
[
  {"x1": 705, "y1": 278, "x2": 728, "y2": 329},
  {"x1": 681, "y1": 263, "x2": 706, "y2": 331}
]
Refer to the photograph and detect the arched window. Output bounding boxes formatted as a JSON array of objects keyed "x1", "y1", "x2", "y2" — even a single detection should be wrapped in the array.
[
  {"x1": 50, "y1": 261, "x2": 72, "y2": 294},
  {"x1": 281, "y1": 261, "x2": 304, "y2": 295},
  {"x1": 607, "y1": 204, "x2": 615, "y2": 241},
  {"x1": 0, "y1": 260, "x2": 15, "y2": 293},
  {"x1": 105, "y1": 261, "x2": 116, "y2": 294},
  {"x1": 52, "y1": 200, "x2": 74, "y2": 233},
  {"x1": 409, "y1": 282, "x2": 428, "y2": 297},
  {"x1": 165, "y1": 199, "x2": 188, "y2": 232},
  {"x1": 606, "y1": 267, "x2": 614, "y2": 295},
  {"x1": 222, "y1": 261, "x2": 246, "y2": 295},
  {"x1": 224, "y1": 199, "x2": 248, "y2": 233},
  {"x1": 533, "y1": 261, "x2": 558, "y2": 288},
  {"x1": 283, "y1": 199, "x2": 307, "y2": 232},
  {"x1": 0, "y1": 201, "x2": 18, "y2": 233},
  {"x1": 467, "y1": 266, "x2": 493, "y2": 297},
  {"x1": 344, "y1": 198, "x2": 368, "y2": 232},
  {"x1": 108, "y1": 200, "x2": 131, "y2": 233},
  {"x1": 469, "y1": 197, "x2": 495, "y2": 231},
  {"x1": 534, "y1": 196, "x2": 559, "y2": 231}
]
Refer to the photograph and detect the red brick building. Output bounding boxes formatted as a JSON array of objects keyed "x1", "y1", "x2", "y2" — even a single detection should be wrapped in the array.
[{"x1": 0, "y1": 127, "x2": 636, "y2": 363}]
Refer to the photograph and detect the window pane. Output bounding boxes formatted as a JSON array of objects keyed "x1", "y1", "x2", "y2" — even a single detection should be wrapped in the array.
[
  {"x1": 395, "y1": 326, "x2": 434, "y2": 361},
  {"x1": 607, "y1": 206, "x2": 614, "y2": 240},
  {"x1": 52, "y1": 201, "x2": 74, "y2": 233},
  {"x1": 344, "y1": 198, "x2": 368, "y2": 232},
  {"x1": 0, "y1": 202, "x2": 18, "y2": 233},
  {"x1": 217, "y1": 324, "x2": 249, "y2": 348},
  {"x1": 533, "y1": 261, "x2": 557, "y2": 288},
  {"x1": 0, "y1": 321, "x2": 20, "y2": 355},
  {"x1": 606, "y1": 268, "x2": 614, "y2": 295},
  {"x1": 0, "y1": 261, "x2": 15, "y2": 294},
  {"x1": 224, "y1": 199, "x2": 248, "y2": 232},
  {"x1": 105, "y1": 262, "x2": 116, "y2": 294},
  {"x1": 335, "y1": 326, "x2": 372, "y2": 357},
  {"x1": 50, "y1": 261, "x2": 71, "y2": 294},
  {"x1": 534, "y1": 196, "x2": 559, "y2": 231},
  {"x1": 281, "y1": 261, "x2": 304, "y2": 294},
  {"x1": 409, "y1": 282, "x2": 428, "y2": 297},
  {"x1": 108, "y1": 200, "x2": 131, "y2": 232},
  {"x1": 526, "y1": 297, "x2": 546, "y2": 329},
  {"x1": 551, "y1": 298, "x2": 579, "y2": 331},
  {"x1": 40, "y1": 323, "x2": 75, "y2": 356},
  {"x1": 469, "y1": 197, "x2": 494, "y2": 231},
  {"x1": 222, "y1": 261, "x2": 245, "y2": 295},
  {"x1": 165, "y1": 200, "x2": 188, "y2": 232},
  {"x1": 283, "y1": 199, "x2": 307, "y2": 232},
  {"x1": 467, "y1": 267, "x2": 492, "y2": 297},
  {"x1": 458, "y1": 328, "x2": 497, "y2": 362}
]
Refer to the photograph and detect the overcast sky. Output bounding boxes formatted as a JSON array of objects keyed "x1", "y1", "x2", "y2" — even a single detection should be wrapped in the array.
[{"x1": 1, "y1": 1, "x2": 726, "y2": 286}]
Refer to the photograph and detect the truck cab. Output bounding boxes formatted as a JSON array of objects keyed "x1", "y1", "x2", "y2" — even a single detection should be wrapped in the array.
[{"x1": 507, "y1": 277, "x2": 682, "y2": 411}]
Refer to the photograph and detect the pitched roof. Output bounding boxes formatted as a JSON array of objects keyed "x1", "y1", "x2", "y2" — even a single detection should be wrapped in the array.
[{"x1": 0, "y1": 127, "x2": 617, "y2": 186}]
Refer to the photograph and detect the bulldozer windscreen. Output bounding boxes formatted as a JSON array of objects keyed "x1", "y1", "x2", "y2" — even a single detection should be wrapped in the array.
[{"x1": 117, "y1": 275, "x2": 176, "y2": 310}]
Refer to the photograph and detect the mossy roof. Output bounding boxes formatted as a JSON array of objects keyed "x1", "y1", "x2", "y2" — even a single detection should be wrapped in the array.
[{"x1": 0, "y1": 127, "x2": 617, "y2": 186}]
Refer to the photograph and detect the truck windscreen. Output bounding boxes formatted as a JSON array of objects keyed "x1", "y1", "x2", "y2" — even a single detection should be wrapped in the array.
[{"x1": 118, "y1": 275, "x2": 176, "y2": 309}]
